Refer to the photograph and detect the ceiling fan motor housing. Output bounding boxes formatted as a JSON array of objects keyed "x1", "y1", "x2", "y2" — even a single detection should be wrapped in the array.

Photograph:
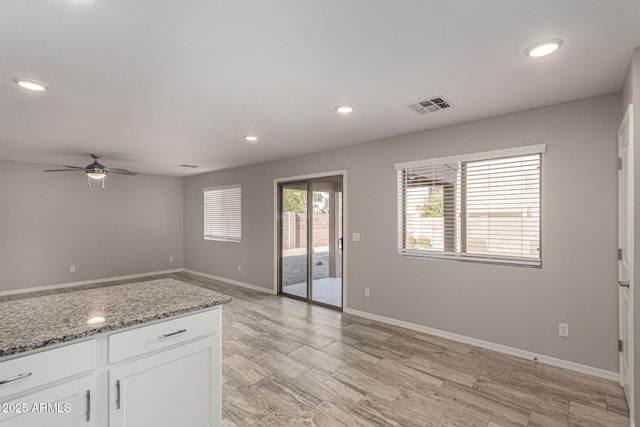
[
  {"x1": 87, "y1": 159, "x2": 107, "y2": 173},
  {"x1": 88, "y1": 167, "x2": 107, "y2": 174}
]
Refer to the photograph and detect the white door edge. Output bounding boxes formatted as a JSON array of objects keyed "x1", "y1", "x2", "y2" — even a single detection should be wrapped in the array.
[{"x1": 618, "y1": 104, "x2": 634, "y2": 426}]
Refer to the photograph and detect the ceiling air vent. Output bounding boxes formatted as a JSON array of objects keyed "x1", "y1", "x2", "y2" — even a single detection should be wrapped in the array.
[{"x1": 406, "y1": 96, "x2": 452, "y2": 115}]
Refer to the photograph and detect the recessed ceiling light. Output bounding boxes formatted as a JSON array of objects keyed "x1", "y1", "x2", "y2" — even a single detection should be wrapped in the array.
[
  {"x1": 244, "y1": 136, "x2": 258, "y2": 141},
  {"x1": 15, "y1": 79, "x2": 47, "y2": 91},
  {"x1": 525, "y1": 39, "x2": 563, "y2": 58},
  {"x1": 335, "y1": 105, "x2": 354, "y2": 114}
]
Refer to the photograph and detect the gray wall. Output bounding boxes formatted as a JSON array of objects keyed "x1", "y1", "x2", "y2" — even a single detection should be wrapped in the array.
[
  {"x1": 635, "y1": 45, "x2": 640, "y2": 427},
  {"x1": 0, "y1": 159, "x2": 183, "y2": 292},
  {"x1": 185, "y1": 93, "x2": 620, "y2": 372}
]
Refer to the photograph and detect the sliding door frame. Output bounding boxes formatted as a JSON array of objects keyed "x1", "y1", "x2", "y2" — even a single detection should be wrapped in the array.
[{"x1": 274, "y1": 170, "x2": 347, "y2": 310}]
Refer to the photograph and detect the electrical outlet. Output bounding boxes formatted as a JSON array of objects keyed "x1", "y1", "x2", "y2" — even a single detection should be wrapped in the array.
[
  {"x1": 70, "y1": 266, "x2": 76, "y2": 273},
  {"x1": 558, "y1": 323, "x2": 569, "y2": 338},
  {"x1": 169, "y1": 256, "x2": 174, "y2": 263},
  {"x1": 237, "y1": 265, "x2": 242, "y2": 272},
  {"x1": 364, "y1": 288, "x2": 370, "y2": 298}
]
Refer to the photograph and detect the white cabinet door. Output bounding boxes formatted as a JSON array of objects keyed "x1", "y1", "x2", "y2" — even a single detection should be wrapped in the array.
[
  {"x1": 0, "y1": 375, "x2": 95, "y2": 427},
  {"x1": 109, "y1": 336, "x2": 220, "y2": 427}
]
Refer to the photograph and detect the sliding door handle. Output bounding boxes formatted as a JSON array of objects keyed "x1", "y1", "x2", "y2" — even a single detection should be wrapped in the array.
[
  {"x1": 338, "y1": 238, "x2": 343, "y2": 251},
  {"x1": 619, "y1": 281, "x2": 630, "y2": 288}
]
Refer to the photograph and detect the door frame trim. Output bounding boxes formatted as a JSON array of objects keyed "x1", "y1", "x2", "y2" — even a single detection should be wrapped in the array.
[
  {"x1": 618, "y1": 104, "x2": 634, "y2": 424},
  {"x1": 274, "y1": 170, "x2": 348, "y2": 309}
]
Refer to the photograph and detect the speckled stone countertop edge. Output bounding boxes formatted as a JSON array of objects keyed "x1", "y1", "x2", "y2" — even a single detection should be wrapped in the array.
[
  {"x1": 0, "y1": 279, "x2": 232, "y2": 358},
  {"x1": 0, "y1": 302, "x2": 230, "y2": 358}
]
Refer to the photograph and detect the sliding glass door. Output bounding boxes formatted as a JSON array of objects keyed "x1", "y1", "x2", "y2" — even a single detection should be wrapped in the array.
[
  {"x1": 280, "y1": 182, "x2": 309, "y2": 299},
  {"x1": 279, "y1": 176, "x2": 343, "y2": 309}
]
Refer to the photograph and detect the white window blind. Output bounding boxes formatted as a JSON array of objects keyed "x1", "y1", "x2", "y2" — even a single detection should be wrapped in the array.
[
  {"x1": 395, "y1": 145, "x2": 545, "y2": 267},
  {"x1": 203, "y1": 185, "x2": 241, "y2": 242}
]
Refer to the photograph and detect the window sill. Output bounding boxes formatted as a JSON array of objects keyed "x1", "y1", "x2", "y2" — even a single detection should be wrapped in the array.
[
  {"x1": 398, "y1": 251, "x2": 541, "y2": 268},
  {"x1": 204, "y1": 237, "x2": 241, "y2": 243}
]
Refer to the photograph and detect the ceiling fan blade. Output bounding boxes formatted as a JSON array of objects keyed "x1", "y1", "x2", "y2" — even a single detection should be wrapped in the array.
[
  {"x1": 105, "y1": 168, "x2": 138, "y2": 175},
  {"x1": 44, "y1": 155, "x2": 139, "y2": 181}
]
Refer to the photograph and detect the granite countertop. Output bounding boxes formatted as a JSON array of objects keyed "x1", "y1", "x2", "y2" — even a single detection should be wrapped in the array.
[{"x1": 0, "y1": 278, "x2": 232, "y2": 357}]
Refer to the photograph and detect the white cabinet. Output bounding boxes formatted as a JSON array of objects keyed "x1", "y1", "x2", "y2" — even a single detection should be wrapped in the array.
[
  {"x1": 0, "y1": 307, "x2": 222, "y2": 427},
  {"x1": 108, "y1": 309, "x2": 219, "y2": 364},
  {"x1": 0, "y1": 340, "x2": 97, "y2": 426},
  {"x1": 107, "y1": 308, "x2": 221, "y2": 427},
  {"x1": 0, "y1": 375, "x2": 95, "y2": 427},
  {"x1": 109, "y1": 338, "x2": 220, "y2": 427}
]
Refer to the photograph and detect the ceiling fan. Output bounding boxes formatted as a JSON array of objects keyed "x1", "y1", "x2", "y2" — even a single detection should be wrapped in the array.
[{"x1": 45, "y1": 154, "x2": 138, "y2": 187}]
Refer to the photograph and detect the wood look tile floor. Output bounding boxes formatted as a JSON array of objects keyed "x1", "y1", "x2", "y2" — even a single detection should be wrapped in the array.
[
  {"x1": 3, "y1": 272, "x2": 630, "y2": 426},
  {"x1": 174, "y1": 273, "x2": 629, "y2": 427}
]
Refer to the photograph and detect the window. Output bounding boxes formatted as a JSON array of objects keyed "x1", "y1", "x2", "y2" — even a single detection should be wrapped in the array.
[
  {"x1": 203, "y1": 185, "x2": 241, "y2": 242},
  {"x1": 396, "y1": 144, "x2": 545, "y2": 267}
]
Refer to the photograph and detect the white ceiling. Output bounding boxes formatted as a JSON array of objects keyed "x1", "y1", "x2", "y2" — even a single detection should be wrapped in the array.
[{"x1": 1, "y1": 0, "x2": 640, "y2": 176}]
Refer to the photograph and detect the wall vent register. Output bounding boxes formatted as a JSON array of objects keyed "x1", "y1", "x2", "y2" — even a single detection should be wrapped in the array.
[{"x1": 395, "y1": 144, "x2": 545, "y2": 267}]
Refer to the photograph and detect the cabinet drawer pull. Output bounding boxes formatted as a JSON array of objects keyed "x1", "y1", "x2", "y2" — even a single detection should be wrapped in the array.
[
  {"x1": 86, "y1": 390, "x2": 91, "y2": 421},
  {"x1": 159, "y1": 329, "x2": 187, "y2": 339},
  {"x1": 116, "y1": 380, "x2": 121, "y2": 410},
  {"x1": 0, "y1": 372, "x2": 32, "y2": 385}
]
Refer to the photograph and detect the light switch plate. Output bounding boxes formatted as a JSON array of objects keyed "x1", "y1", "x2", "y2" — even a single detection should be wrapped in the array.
[{"x1": 352, "y1": 232, "x2": 361, "y2": 242}]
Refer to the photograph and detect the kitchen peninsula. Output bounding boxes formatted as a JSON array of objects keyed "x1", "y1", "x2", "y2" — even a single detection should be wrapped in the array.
[{"x1": 0, "y1": 278, "x2": 231, "y2": 426}]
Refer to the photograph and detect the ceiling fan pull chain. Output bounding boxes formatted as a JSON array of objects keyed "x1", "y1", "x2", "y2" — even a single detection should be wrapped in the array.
[
  {"x1": 88, "y1": 176, "x2": 91, "y2": 187},
  {"x1": 102, "y1": 177, "x2": 105, "y2": 189}
]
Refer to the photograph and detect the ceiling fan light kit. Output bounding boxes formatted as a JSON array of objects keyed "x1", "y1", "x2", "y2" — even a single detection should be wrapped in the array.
[
  {"x1": 87, "y1": 171, "x2": 106, "y2": 179},
  {"x1": 87, "y1": 172, "x2": 106, "y2": 188},
  {"x1": 44, "y1": 154, "x2": 138, "y2": 188}
]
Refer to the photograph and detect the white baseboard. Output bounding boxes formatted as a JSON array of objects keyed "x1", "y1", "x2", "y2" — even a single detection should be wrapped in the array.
[
  {"x1": 183, "y1": 269, "x2": 277, "y2": 295},
  {"x1": 1, "y1": 267, "x2": 277, "y2": 297},
  {"x1": 344, "y1": 307, "x2": 619, "y2": 383},
  {"x1": 0, "y1": 269, "x2": 185, "y2": 297}
]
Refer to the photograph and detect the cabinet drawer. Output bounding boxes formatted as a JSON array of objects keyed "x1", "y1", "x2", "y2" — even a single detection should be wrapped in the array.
[
  {"x1": 0, "y1": 340, "x2": 96, "y2": 399},
  {"x1": 108, "y1": 309, "x2": 219, "y2": 364}
]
